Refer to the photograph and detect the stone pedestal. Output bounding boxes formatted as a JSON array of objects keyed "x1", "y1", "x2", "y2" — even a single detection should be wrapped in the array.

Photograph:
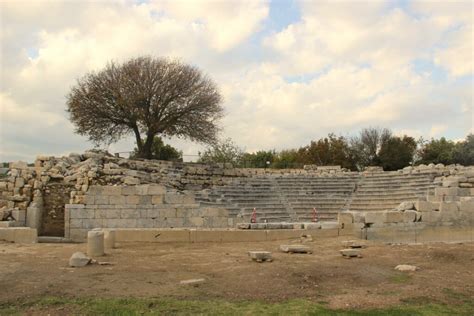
[{"x1": 87, "y1": 230, "x2": 104, "y2": 257}]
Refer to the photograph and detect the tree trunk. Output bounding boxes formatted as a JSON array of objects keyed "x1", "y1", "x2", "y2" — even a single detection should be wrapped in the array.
[{"x1": 138, "y1": 132, "x2": 156, "y2": 159}]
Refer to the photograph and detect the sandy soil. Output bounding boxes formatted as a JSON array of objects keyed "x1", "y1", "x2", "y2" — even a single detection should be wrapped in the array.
[{"x1": 0, "y1": 236, "x2": 473, "y2": 309}]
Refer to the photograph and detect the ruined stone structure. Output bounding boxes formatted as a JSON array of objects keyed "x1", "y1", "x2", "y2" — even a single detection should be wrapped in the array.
[{"x1": 0, "y1": 151, "x2": 473, "y2": 243}]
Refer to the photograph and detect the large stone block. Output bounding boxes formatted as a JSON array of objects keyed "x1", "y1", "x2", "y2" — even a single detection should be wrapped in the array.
[
  {"x1": 147, "y1": 185, "x2": 166, "y2": 195},
  {"x1": 125, "y1": 195, "x2": 140, "y2": 205},
  {"x1": 435, "y1": 187, "x2": 462, "y2": 197},
  {"x1": 414, "y1": 200, "x2": 439, "y2": 212},
  {"x1": 109, "y1": 195, "x2": 126, "y2": 205},
  {"x1": 151, "y1": 195, "x2": 163, "y2": 204},
  {"x1": 338, "y1": 212, "x2": 353, "y2": 225},
  {"x1": 102, "y1": 186, "x2": 122, "y2": 196},
  {"x1": 121, "y1": 186, "x2": 136, "y2": 195},
  {"x1": 403, "y1": 210, "x2": 419, "y2": 222},
  {"x1": 420, "y1": 210, "x2": 441, "y2": 223},
  {"x1": 364, "y1": 211, "x2": 386, "y2": 225},
  {"x1": 439, "y1": 202, "x2": 461, "y2": 222},
  {"x1": 82, "y1": 219, "x2": 103, "y2": 229},
  {"x1": 120, "y1": 209, "x2": 141, "y2": 219},
  {"x1": 103, "y1": 218, "x2": 137, "y2": 228},
  {"x1": 70, "y1": 208, "x2": 95, "y2": 219}
]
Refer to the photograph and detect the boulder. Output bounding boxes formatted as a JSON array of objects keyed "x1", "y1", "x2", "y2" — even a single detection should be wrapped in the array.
[{"x1": 69, "y1": 252, "x2": 91, "y2": 267}]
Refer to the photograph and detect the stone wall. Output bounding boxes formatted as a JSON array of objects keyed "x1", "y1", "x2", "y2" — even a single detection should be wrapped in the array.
[{"x1": 65, "y1": 184, "x2": 231, "y2": 241}]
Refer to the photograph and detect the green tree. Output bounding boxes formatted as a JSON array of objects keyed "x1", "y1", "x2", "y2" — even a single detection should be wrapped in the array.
[
  {"x1": 300, "y1": 133, "x2": 357, "y2": 170},
  {"x1": 241, "y1": 150, "x2": 275, "y2": 168},
  {"x1": 452, "y1": 134, "x2": 474, "y2": 165},
  {"x1": 272, "y1": 149, "x2": 301, "y2": 169},
  {"x1": 67, "y1": 56, "x2": 223, "y2": 159},
  {"x1": 379, "y1": 136, "x2": 417, "y2": 171},
  {"x1": 198, "y1": 138, "x2": 243, "y2": 166},
  {"x1": 130, "y1": 137, "x2": 182, "y2": 161},
  {"x1": 417, "y1": 137, "x2": 456, "y2": 165}
]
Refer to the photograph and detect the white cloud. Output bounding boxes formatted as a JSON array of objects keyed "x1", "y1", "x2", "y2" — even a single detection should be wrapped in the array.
[{"x1": 0, "y1": 0, "x2": 472, "y2": 162}]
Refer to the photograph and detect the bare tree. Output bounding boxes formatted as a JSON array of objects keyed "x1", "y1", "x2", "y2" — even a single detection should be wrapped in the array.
[{"x1": 66, "y1": 56, "x2": 223, "y2": 158}]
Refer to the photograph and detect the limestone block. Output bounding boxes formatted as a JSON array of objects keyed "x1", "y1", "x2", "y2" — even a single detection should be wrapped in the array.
[
  {"x1": 70, "y1": 228, "x2": 88, "y2": 241},
  {"x1": 95, "y1": 195, "x2": 109, "y2": 204},
  {"x1": 340, "y1": 248, "x2": 361, "y2": 258},
  {"x1": 420, "y1": 210, "x2": 441, "y2": 223},
  {"x1": 164, "y1": 217, "x2": 184, "y2": 228},
  {"x1": 164, "y1": 194, "x2": 184, "y2": 204},
  {"x1": 120, "y1": 209, "x2": 140, "y2": 219},
  {"x1": 186, "y1": 217, "x2": 204, "y2": 227},
  {"x1": 26, "y1": 205, "x2": 42, "y2": 229},
  {"x1": 151, "y1": 195, "x2": 164, "y2": 204},
  {"x1": 280, "y1": 244, "x2": 312, "y2": 253},
  {"x1": 439, "y1": 202, "x2": 460, "y2": 222},
  {"x1": 70, "y1": 208, "x2": 95, "y2": 219},
  {"x1": 459, "y1": 200, "x2": 474, "y2": 212},
  {"x1": 414, "y1": 200, "x2": 439, "y2": 212},
  {"x1": 136, "y1": 218, "x2": 155, "y2": 228},
  {"x1": 460, "y1": 183, "x2": 473, "y2": 188},
  {"x1": 125, "y1": 195, "x2": 140, "y2": 205},
  {"x1": 403, "y1": 210, "x2": 419, "y2": 222},
  {"x1": 69, "y1": 219, "x2": 83, "y2": 228},
  {"x1": 364, "y1": 211, "x2": 386, "y2": 225},
  {"x1": 248, "y1": 251, "x2": 272, "y2": 262},
  {"x1": 121, "y1": 186, "x2": 136, "y2": 195},
  {"x1": 87, "y1": 230, "x2": 104, "y2": 257},
  {"x1": 69, "y1": 252, "x2": 91, "y2": 267},
  {"x1": 103, "y1": 219, "x2": 137, "y2": 229},
  {"x1": 82, "y1": 219, "x2": 103, "y2": 229},
  {"x1": 102, "y1": 186, "x2": 121, "y2": 196},
  {"x1": 139, "y1": 196, "x2": 152, "y2": 204},
  {"x1": 338, "y1": 212, "x2": 353, "y2": 225},
  {"x1": 147, "y1": 185, "x2": 166, "y2": 195},
  {"x1": 109, "y1": 195, "x2": 125, "y2": 205},
  {"x1": 385, "y1": 211, "x2": 404, "y2": 223},
  {"x1": 435, "y1": 187, "x2": 460, "y2": 197}
]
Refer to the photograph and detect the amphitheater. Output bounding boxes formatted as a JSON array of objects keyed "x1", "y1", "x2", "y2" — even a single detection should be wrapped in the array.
[{"x1": 1, "y1": 150, "x2": 473, "y2": 244}]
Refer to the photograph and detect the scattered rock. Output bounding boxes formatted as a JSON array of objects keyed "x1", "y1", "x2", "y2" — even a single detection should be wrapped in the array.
[
  {"x1": 342, "y1": 240, "x2": 367, "y2": 249},
  {"x1": 69, "y1": 252, "x2": 91, "y2": 267},
  {"x1": 395, "y1": 264, "x2": 418, "y2": 271},
  {"x1": 280, "y1": 244, "x2": 312, "y2": 254},
  {"x1": 300, "y1": 234, "x2": 313, "y2": 243},
  {"x1": 180, "y1": 278, "x2": 206, "y2": 285},
  {"x1": 248, "y1": 251, "x2": 273, "y2": 262},
  {"x1": 340, "y1": 248, "x2": 362, "y2": 258}
]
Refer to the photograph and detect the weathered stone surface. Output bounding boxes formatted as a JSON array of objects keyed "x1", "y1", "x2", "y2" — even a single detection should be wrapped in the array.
[
  {"x1": 279, "y1": 244, "x2": 312, "y2": 253},
  {"x1": 69, "y1": 252, "x2": 91, "y2": 267},
  {"x1": 395, "y1": 264, "x2": 418, "y2": 271},
  {"x1": 248, "y1": 251, "x2": 273, "y2": 262}
]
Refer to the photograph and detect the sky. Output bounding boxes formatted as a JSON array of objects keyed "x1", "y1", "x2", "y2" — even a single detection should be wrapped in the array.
[{"x1": 0, "y1": 0, "x2": 473, "y2": 162}]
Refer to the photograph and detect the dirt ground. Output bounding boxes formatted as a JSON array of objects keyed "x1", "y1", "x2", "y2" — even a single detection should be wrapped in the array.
[{"x1": 0, "y1": 236, "x2": 473, "y2": 310}]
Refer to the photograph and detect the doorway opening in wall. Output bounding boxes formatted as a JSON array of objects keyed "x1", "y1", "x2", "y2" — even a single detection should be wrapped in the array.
[{"x1": 40, "y1": 182, "x2": 73, "y2": 237}]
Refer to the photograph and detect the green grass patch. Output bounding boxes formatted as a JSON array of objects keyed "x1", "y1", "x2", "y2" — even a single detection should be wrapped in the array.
[
  {"x1": 389, "y1": 273, "x2": 412, "y2": 284},
  {"x1": 0, "y1": 296, "x2": 473, "y2": 316}
]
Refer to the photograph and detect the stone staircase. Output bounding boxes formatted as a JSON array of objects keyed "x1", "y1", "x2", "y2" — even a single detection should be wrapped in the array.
[{"x1": 347, "y1": 171, "x2": 440, "y2": 212}]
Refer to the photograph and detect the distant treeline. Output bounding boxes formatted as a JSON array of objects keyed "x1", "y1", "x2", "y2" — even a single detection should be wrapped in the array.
[{"x1": 197, "y1": 128, "x2": 474, "y2": 171}]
